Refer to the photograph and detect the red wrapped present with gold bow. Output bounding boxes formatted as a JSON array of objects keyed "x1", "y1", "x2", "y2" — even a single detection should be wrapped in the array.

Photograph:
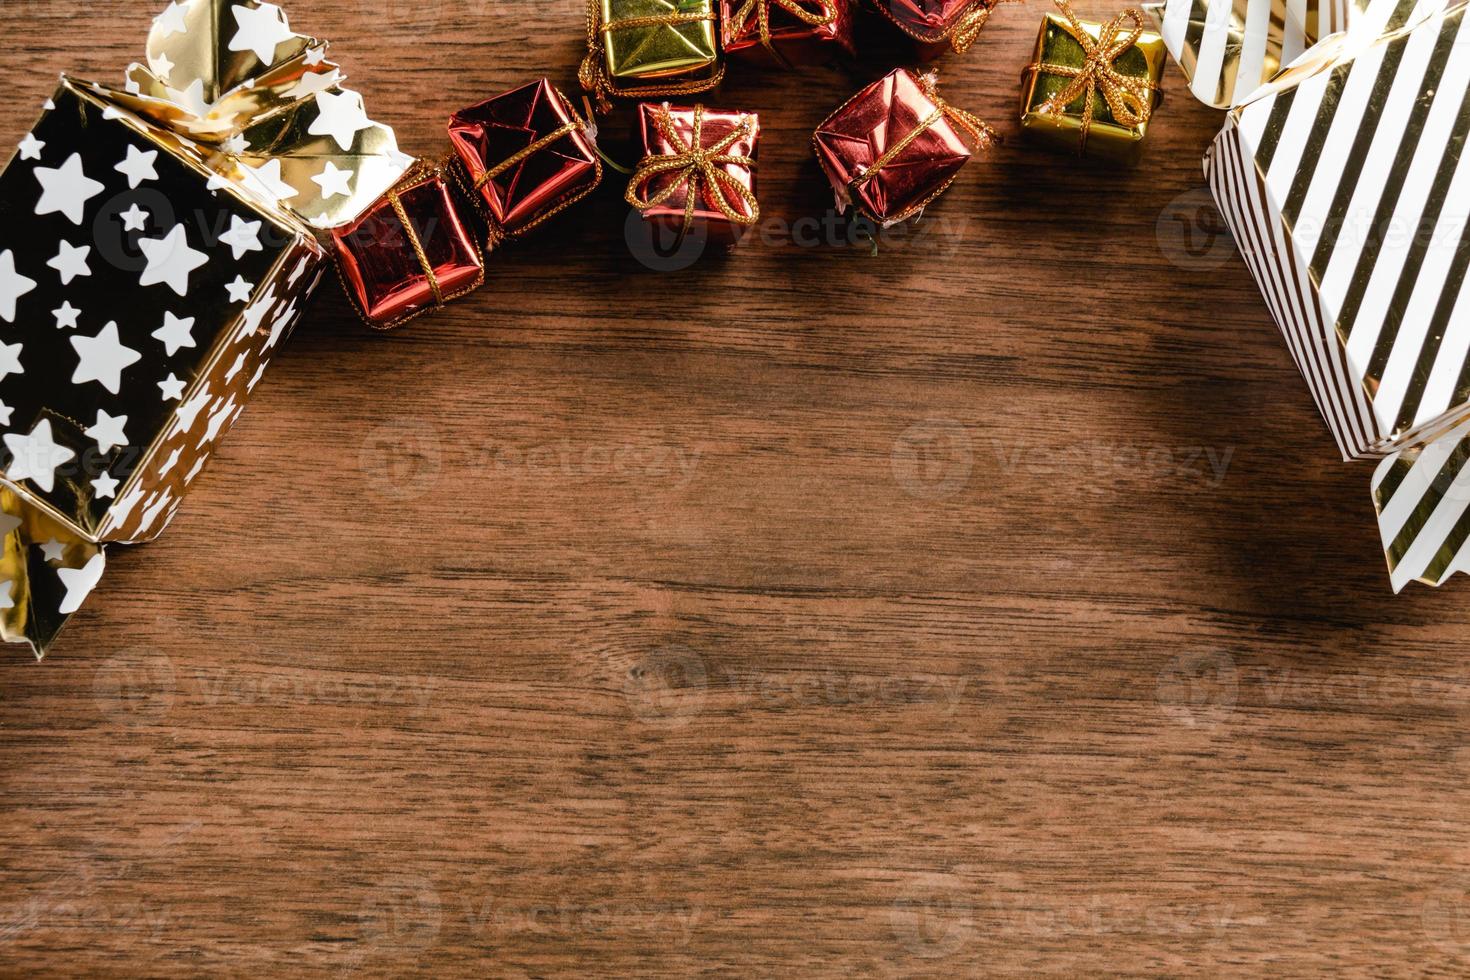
[
  {"x1": 813, "y1": 68, "x2": 997, "y2": 226},
  {"x1": 332, "y1": 162, "x2": 485, "y2": 331},
  {"x1": 448, "y1": 79, "x2": 603, "y2": 247},
  {"x1": 720, "y1": 0, "x2": 856, "y2": 65},
  {"x1": 871, "y1": 0, "x2": 1013, "y2": 58},
  {"x1": 627, "y1": 103, "x2": 760, "y2": 249}
]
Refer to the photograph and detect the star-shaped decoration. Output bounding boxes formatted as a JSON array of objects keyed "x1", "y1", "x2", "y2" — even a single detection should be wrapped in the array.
[
  {"x1": 153, "y1": 1, "x2": 189, "y2": 38},
  {"x1": 303, "y1": 44, "x2": 327, "y2": 66},
  {"x1": 285, "y1": 67, "x2": 341, "y2": 101},
  {"x1": 266, "y1": 299, "x2": 297, "y2": 349},
  {"x1": 39, "y1": 538, "x2": 65, "y2": 562},
  {"x1": 218, "y1": 214, "x2": 263, "y2": 260},
  {"x1": 47, "y1": 240, "x2": 91, "y2": 285},
  {"x1": 165, "y1": 78, "x2": 213, "y2": 120},
  {"x1": 71, "y1": 322, "x2": 142, "y2": 394},
  {"x1": 118, "y1": 203, "x2": 149, "y2": 232},
  {"x1": 17, "y1": 133, "x2": 44, "y2": 161},
  {"x1": 149, "y1": 50, "x2": 175, "y2": 79},
  {"x1": 0, "y1": 580, "x2": 13, "y2": 611},
  {"x1": 239, "y1": 158, "x2": 297, "y2": 203},
  {"x1": 152, "y1": 311, "x2": 197, "y2": 356},
  {"x1": 307, "y1": 90, "x2": 373, "y2": 151},
  {"x1": 91, "y1": 471, "x2": 119, "y2": 499},
  {"x1": 52, "y1": 300, "x2": 80, "y2": 330},
  {"x1": 34, "y1": 153, "x2": 105, "y2": 224},
  {"x1": 4, "y1": 419, "x2": 75, "y2": 493},
  {"x1": 138, "y1": 491, "x2": 174, "y2": 536},
  {"x1": 176, "y1": 389, "x2": 211, "y2": 431},
  {"x1": 225, "y1": 275, "x2": 255, "y2": 303},
  {"x1": 158, "y1": 373, "x2": 186, "y2": 401},
  {"x1": 224, "y1": 352, "x2": 247, "y2": 383},
  {"x1": 0, "y1": 401, "x2": 12, "y2": 427},
  {"x1": 229, "y1": 2, "x2": 296, "y2": 63},
  {"x1": 138, "y1": 224, "x2": 209, "y2": 296},
  {"x1": 310, "y1": 160, "x2": 354, "y2": 200},
  {"x1": 222, "y1": 133, "x2": 249, "y2": 156},
  {"x1": 247, "y1": 361, "x2": 268, "y2": 392},
  {"x1": 0, "y1": 341, "x2": 23, "y2": 382},
  {"x1": 115, "y1": 145, "x2": 160, "y2": 189},
  {"x1": 239, "y1": 285, "x2": 277, "y2": 338},
  {"x1": 84, "y1": 408, "x2": 129, "y2": 454},
  {"x1": 58, "y1": 553, "x2": 105, "y2": 615},
  {"x1": 0, "y1": 250, "x2": 37, "y2": 323},
  {"x1": 200, "y1": 395, "x2": 238, "y2": 447},
  {"x1": 0, "y1": 512, "x2": 17, "y2": 538},
  {"x1": 157, "y1": 447, "x2": 183, "y2": 478}
]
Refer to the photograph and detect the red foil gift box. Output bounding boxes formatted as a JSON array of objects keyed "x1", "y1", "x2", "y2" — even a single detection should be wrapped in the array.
[
  {"x1": 332, "y1": 163, "x2": 485, "y2": 331},
  {"x1": 448, "y1": 78, "x2": 603, "y2": 245},
  {"x1": 719, "y1": 0, "x2": 856, "y2": 65},
  {"x1": 813, "y1": 68, "x2": 994, "y2": 226},
  {"x1": 872, "y1": 0, "x2": 1001, "y2": 57},
  {"x1": 628, "y1": 103, "x2": 760, "y2": 249}
]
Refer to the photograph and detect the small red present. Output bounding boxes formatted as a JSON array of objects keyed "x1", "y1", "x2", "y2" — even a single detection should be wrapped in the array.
[
  {"x1": 719, "y1": 0, "x2": 855, "y2": 65},
  {"x1": 448, "y1": 78, "x2": 603, "y2": 245},
  {"x1": 812, "y1": 68, "x2": 997, "y2": 226},
  {"x1": 332, "y1": 162, "x2": 485, "y2": 331},
  {"x1": 627, "y1": 103, "x2": 760, "y2": 249},
  {"x1": 872, "y1": 0, "x2": 1006, "y2": 58}
]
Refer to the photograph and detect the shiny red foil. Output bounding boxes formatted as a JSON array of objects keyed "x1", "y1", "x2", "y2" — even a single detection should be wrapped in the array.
[
  {"x1": 719, "y1": 0, "x2": 856, "y2": 64},
  {"x1": 448, "y1": 79, "x2": 601, "y2": 239},
  {"x1": 887, "y1": 0, "x2": 979, "y2": 38},
  {"x1": 813, "y1": 68, "x2": 971, "y2": 225},
  {"x1": 331, "y1": 170, "x2": 483, "y2": 330},
  {"x1": 636, "y1": 103, "x2": 760, "y2": 248}
]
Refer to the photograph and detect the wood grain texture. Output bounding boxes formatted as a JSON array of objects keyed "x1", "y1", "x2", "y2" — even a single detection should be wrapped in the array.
[{"x1": 3, "y1": 1, "x2": 1470, "y2": 975}]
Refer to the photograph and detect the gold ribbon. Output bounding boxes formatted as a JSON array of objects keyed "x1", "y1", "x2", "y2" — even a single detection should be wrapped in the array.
[
  {"x1": 724, "y1": 0, "x2": 838, "y2": 62},
  {"x1": 579, "y1": 0, "x2": 725, "y2": 112},
  {"x1": 386, "y1": 188, "x2": 443, "y2": 308},
  {"x1": 852, "y1": 73, "x2": 999, "y2": 194},
  {"x1": 476, "y1": 119, "x2": 584, "y2": 191},
  {"x1": 1028, "y1": 0, "x2": 1157, "y2": 152},
  {"x1": 626, "y1": 104, "x2": 759, "y2": 243},
  {"x1": 949, "y1": 0, "x2": 1024, "y2": 52}
]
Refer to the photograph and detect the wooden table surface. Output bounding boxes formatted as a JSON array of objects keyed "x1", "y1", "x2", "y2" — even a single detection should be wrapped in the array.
[{"x1": 3, "y1": 0, "x2": 1469, "y2": 975}]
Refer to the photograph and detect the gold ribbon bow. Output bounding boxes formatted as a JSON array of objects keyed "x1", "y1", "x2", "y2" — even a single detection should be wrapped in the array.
[
  {"x1": 725, "y1": 0, "x2": 838, "y2": 62},
  {"x1": 579, "y1": 0, "x2": 725, "y2": 112},
  {"x1": 950, "y1": 0, "x2": 1026, "y2": 52},
  {"x1": 626, "y1": 104, "x2": 760, "y2": 243},
  {"x1": 852, "y1": 73, "x2": 1000, "y2": 199},
  {"x1": 1031, "y1": 0, "x2": 1157, "y2": 152}
]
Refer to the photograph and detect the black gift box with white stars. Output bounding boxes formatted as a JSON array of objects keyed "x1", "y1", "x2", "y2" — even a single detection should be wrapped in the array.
[{"x1": 0, "y1": 77, "x2": 325, "y2": 547}]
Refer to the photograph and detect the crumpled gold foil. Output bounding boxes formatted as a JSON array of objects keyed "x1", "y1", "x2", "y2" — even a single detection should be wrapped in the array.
[{"x1": 103, "y1": 0, "x2": 410, "y2": 228}]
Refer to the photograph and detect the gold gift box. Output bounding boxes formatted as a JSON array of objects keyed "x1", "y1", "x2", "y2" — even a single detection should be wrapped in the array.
[
  {"x1": 601, "y1": 0, "x2": 720, "y2": 82},
  {"x1": 1019, "y1": 11, "x2": 1166, "y2": 165}
]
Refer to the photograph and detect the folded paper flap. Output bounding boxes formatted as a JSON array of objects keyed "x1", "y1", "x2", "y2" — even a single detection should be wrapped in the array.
[
  {"x1": 101, "y1": 0, "x2": 409, "y2": 229},
  {"x1": 0, "y1": 487, "x2": 106, "y2": 659},
  {"x1": 1372, "y1": 416, "x2": 1470, "y2": 590}
]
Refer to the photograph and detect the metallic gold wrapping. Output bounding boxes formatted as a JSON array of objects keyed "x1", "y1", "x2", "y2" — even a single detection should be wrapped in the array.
[
  {"x1": 581, "y1": 0, "x2": 723, "y2": 107},
  {"x1": 1019, "y1": 8, "x2": 1166, "y2": 164}
]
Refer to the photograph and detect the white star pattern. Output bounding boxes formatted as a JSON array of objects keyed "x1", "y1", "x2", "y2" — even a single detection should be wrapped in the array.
[
  {"x1": 247, "y1": 361, "x2": 268, "y2": 392},
  {"x1": 222, "y1": 133, "x2": 249, "y2": 156},
  {"x1": 57, "y1": 553, "x2": 105, "y2": 615},
  {"x1": 115, "y1": 145, "x2": 160, "y2": 188},
  {"x1": 0, "y1": 580, "x2": 13, "y2": 611},
  {"x1": 226, "y1": 275, "x2": 255, "y2": 303},
  {"x1": 111, "y1": 483, "x2": 145, "y2": 527},
  {"x1": 33, "y1": 153, "x2": 104, "y2": 224},
  {"x1": 152, "y1": 311, "x2": 197, "y2": 356},
  {"x1": 138, "y1": 224, "x2": 209, "y2": 296},
  {"x1": 71, "y1": 322, "x2": 143, "y2": 394},
  {"x1": 266, "y1": 299, "x2": 297, "y2": 349},
  {"x1": 229, "y1": 2, "x2": 296, "y2": 63},
  {"x1": 119, "y1": 203, "x2": 149, "y2": 231},
  {"x1": 310, "y1": 160, "x2": 354, "y2": 199},
  {"x1": 0, "y1": 512, "x2": 17, "y2": 537},
  {"x1": 200, "y1": 396, "x2": 238, "y2": 447},
  {"x1": 303, "y1": 45, "x2": 327, "y2": 66},
  {"x1": 218, "y1": 215, "x2": 263, "y2": 260},
  {"x1": 165, "y1": 78, "x2": 212, "y2": 120},
  {"x1": 308, "y1": 90, "x2": 373, "y2": 151},
  {"x1": 4, "y1": 419, "x2": 75, "y2": 493},
  {"x1": 46, "y1": 240, "x2": 91, "y2": 285},
  {"x1": 84, "y1": 409, "x2": 129, "y2": 454},
  {"x1": 184, "y1": 456, "x2": 206, "y2": 484},
  {"x1": 39, "y1": 538, "x2": 64, "y2": 562},
  {"x1": 175, "y1": 389, "x2": 211, "y2": 431},
  {"x1": 224, "y1": 352, "x2": 247, "y2": 383},
  {"x1": 157, "y1": 447, "x2": 182, "y2": 478},
  {"x1": 91, "y1": 471, "x2": 119, "y2": 499},
  {"x1": 239, "y1": 158, "x2": 297, "y2": 203},
  {"x1": 287, "y1": 257, "x2": 310, "y2": 287},
  {"x1": 137, "y1": 491, "x2": 174, "y2": 536},
  {"x1": 17, "y1": 133, "x2": 44, "y2": 161},
  {"x1": 285, "y1": 67, "x2": 340, "y2": 101},
  {"x1": 239, "y1": 285, "x2": 277, "y2": 338},
  {"x1": 0, "y1": 250, "x2": 37, "y2": 323},
  {"x1": 0, "y1": 341, "x2": 23, "y2": 382},
  {"x1": 52, "y1": 301, "x2": 80, "y2": 330},
  {"x1": 158, "y1": 373, "x2": 186, "y2": 401},
  {"x1": 149, "y1": 51, "x2": 175, "y2": 79},
  {"x1": 0, "y1": 402, "x2": 12, "y2": 426},
  {"x1": 153, "y1": 1, "x2": 189, "y2": 38}
]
